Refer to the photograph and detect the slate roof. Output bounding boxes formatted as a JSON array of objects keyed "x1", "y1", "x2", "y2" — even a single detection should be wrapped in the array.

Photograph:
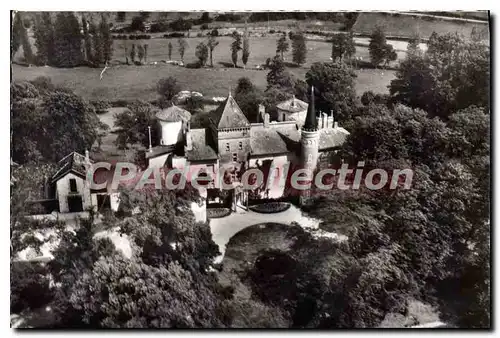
[
  {"x1": 250, "y1": 123, "x2": 301, "y2": 156},
  {"x1": 211, "y1": 95, "x2": 250, "y2": 129},
  {"x1": 156, "y1": 105, "x2": 191, "y2": 122},
  {"x1": 318, "y1": 127, "x2": 350, "y2": 150},
  {"x1": 276, "y1": 97, "x2": 308, "y2": 113},
  {"x1": 186, "y1": 129, "x2": 218, "y2": 161},
  {"x1": 51, "y1": 152, "x2": 92, "y2": 183}
]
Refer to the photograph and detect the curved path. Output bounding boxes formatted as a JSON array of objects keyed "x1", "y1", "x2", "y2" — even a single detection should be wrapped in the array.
[{"x1": 209, "y1": 204, "x2": 325, "y2": 262}]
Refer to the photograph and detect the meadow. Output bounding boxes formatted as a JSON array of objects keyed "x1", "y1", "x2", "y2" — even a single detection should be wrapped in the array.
[{"x1": 12, "y1": 36, "x2": 396, "y2": 102}]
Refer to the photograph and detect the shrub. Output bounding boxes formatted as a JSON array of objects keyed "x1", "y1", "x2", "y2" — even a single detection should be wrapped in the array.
[
  {"x1": 91, "y1": 100, "x2": 111, "y2": 114},
  {"x1": 249, "y1": 202, "x2": 291, "y2": 214},
  {"x1": 197, "y1": 32, "x2": 203, "y2": 38},
  {"x1": 164, "y1": 32, "x2": 185, "y2": 38},
  {"x1": 185, "y1": 61, "x2": 202, "y2": 69},
  {"x1": 201, "y1": 23, "x2": 210, "y2": 30},
  {"x1": 210, "y1": 28, "x2": 219, "y2": 37},
  {"x1": 269, "y1": 29, "x2": 276, "y2": 34},
  {"x1": 11, "y1": 262, "x2": 53, "y2": 313},
  {"x1": 207, "y1": 208, "x2": 231, "y2": 219}
]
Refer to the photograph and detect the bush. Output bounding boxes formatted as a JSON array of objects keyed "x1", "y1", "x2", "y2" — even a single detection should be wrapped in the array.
[
  {"x1": 91, "y1": 100, "x2": 111, "y2": 114},
  {"x1": 169, "y1": 18, "x2": 193, "y2": 31},
  {"x1": 201, "y1": 23, "x2": 210, "y2": 30},
  {"x1": 185, "y1": 61, "x2": 202, "y2": 69},
  {"x1": 164, "y1": 32, "x2": 185, "y2": 38},
  {"x1": 249, "y1": 202, "x2": 291, "y2": 214},
  {"x1": 210, "y1": 29, "x2": 219, "y2": 37},
  {"x1": 11, "y1": 262, "x2": 53, "y2": 313},
  {"x1": 197, "y1": 32, "x2": 203, "y2": 37},
  {"x1": 269, "y1": 29, "x2": 276, "y2": 34},
  {"x1": 207, "y1": 208, "x2": 231, "y2": 219}
]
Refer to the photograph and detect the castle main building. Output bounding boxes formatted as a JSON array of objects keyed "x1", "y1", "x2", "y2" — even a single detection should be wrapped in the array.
[{"x1": 146, "y1": 87, "x2": 350, "y2": 201}]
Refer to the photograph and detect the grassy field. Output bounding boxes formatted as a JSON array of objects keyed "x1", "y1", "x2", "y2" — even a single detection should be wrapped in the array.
[
  {"x1": 12, "y1": 36, "x2": 396, "y2": 102},
  {"x1": 353, "y1": 12, "x2": 489, "y2": 40}
]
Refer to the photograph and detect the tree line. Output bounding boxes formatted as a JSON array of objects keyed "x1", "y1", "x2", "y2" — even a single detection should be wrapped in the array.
[{"x1": 12, "y1": 12, "x2": 113, "y2": 67}]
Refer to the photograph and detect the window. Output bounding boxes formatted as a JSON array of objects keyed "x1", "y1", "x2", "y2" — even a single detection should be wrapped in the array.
[
  {"x1": 283, "y1": 113, "x2": 286, "y2": 121},
  {"x1": 69, "y1": 178, "x2": 77, "y2": 193},
  {"x1": 238, "y1": 141, "x2": 243, "y2": 150},
  {"x1": 226, "y1": 143, "x2": 230, "y2": 152},
  {"x1": 232, "y1": 153, "x2": 238, "y2": 162}
]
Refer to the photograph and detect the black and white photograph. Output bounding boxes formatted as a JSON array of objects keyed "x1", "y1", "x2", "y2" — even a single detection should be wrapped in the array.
[{"x1": 9, "y1": 9, "x2": 491, "y2": 329}]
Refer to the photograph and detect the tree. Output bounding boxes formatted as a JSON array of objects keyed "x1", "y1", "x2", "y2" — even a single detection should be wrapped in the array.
[
  {"x1": 230, "y1": 31, "x2": 242, "y2": 67},
  {"x1": 11, "y1": 80, "x2": 105, "y2": 164},
  {"x1": 200, "y1": 12, "x2": 211, "y2": 23},
  {"x1": 114, "y1": 100, "x2": 159, "y2": 149},
  {"x1": 383, "y1": 43, "x2": 397, "y2": 68},
  {"x1": 168, "y1": 41, "x2": 173, "y2": 60},
  {"x1": 368, "y1": 26, "x2": 387, "y2": 68},
  {"x1": 292, "y1": 32, "x2": 307, "y2": 66},
  {"x1": 276, "y1": 33, "x2": 289, "y2": 59},
  {"x1": 137, "y1": 44, "x2": 145, "y2": 63},
  {"x1": 305, "y1": 62, "x2": 358, "y2": 122},
  {"x1": 266, "y1": 55, "x2": 295, "y2": 89},
  {"x1": 130, "y1": 15, "x2": 145, "y2": 32},
  {"x1": 99, "y1": 15, "x2": 113, "y2": 64},
  {"x1": 12, "y1": 12, "x2": 34, "y2": 64},
  {"x1": 144, "y1": 44, "x2": 149, "y2": 63},
  {"x1": 242, "y1": 29, "x2": 250, "y2": 68},
  {"x1": 33, "y1": 12, "x2": 55, "y2": 66},
  {"x1": 390, "y1": 32, "x2": 490, "y2": 119},
  {"x1": 178, "y1": 38, "x2": 188, "y2": 62},
  {"x1": 156, "y1": 77, "x2": 181, "y2": 107},
  {"x1": 234, "y1": 77, "x2": 264, "y2": 122},
  {"x1": 331, "y1": 32, "x2": 355, "y2": 63},
  {"x1": 195, "y1": 42, "x2": 209, "y2": 66},
  {"x1": 81, "y1": 15, "x2": 93, "y2": 64},
  {"x1": 116, "y1": 12, "x2": 126, "y2": 22},
  {"x1": 406, "y1": 34, "x2": 422, "y2": 58},
  {"x1": 90, "y1": 21, "x2": 103, "y2": 66},
  {"x1": 129, "y1": 43, "x2": 136, "y2": 64},
  {"x1": 53, "y1": 12, "x2": 84, "y2": 67},
  {"x1": 207, "y1": 35, "x2": 219, "y2": 67}
]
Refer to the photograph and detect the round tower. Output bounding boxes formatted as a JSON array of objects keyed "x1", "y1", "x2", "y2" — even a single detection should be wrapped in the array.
[{"x1": 300, "y1": 86, "x2": 320, "y2": 173}]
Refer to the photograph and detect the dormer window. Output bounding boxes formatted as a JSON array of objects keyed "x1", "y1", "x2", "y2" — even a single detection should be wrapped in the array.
[{"x1": 238, "y1": 141, "x2": 243, "y2": 150}]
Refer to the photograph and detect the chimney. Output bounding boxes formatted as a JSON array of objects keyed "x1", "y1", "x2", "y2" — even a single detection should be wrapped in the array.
[
  {"x1": 264, "y1": 113, "x2": 270, "y2": 127},
  {"x1": 334, "y1": 121, "x2": 339, "y2": 129},
  {"x1": 316, "y1": 116, "x2": 321, "y2": 129},
  {"x1": 85, "y1": 149, "x2": 90, "y2": 163},
  {"x1": 258, "y1": 104, "x2": 265, "y2": 123},
  {"x1": 322, "y1": 112, "x2": 327, "y2": 129},
  {"x1": 327, "y1": 110, "x2": 334, "y2": 128},
  {"x1": 185, "y1": 129, "x2": 193, "y2": 151}
]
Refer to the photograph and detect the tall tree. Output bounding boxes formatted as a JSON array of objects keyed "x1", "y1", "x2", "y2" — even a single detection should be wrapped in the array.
[
  {"x1": 242, "y1": 29, "x2": 250, "y2": 68},
  {"x1": 114, "y1": 100, "x2": 158, "y2": 149},
  {"x1": 368, "y1": 26, "x2": 387, "y2": 68},
  {"x1": 305, "y1": 62, "x2": 358, "y2": 122},
  {"x1": 331, "y1": 32, "x2": 356, "y2": 63},
  {"x1": 168, "y1": 41, "x2": 173, "y2": 60},
  {"x1": 178, "y1": 38, "x2": 188, "y2": 62},
  {"x1": 291, "y1": 32, "x2": 307, "y2": 66},
  {"x1": 116, "y1": 12, "x2": 126, "y2": 22},
  {"x1": 130, "y1": 43, "x2": 136, "y2": 64},
  {"x1": 81, "y1": 15, "x2": 93, "y2": 64},
  {"x1": 99, "y1": 15, "x2": 113, "y2": 64},
  {"x1": 276, "y1": 33, "x2": 289, "y2": 59},
  {"x1": 234, "y1": 77, "x2": 263, "y2": 122},
  {"x1": 207, "y1": 35, "x2": 219, "y2": 67},
  {"x1": 12, "y1": 12, "x2": 34, "y2": 64},
  {"x1": 33, "y1": 12, "x2": 55, "y2": 66},
  {"x1": 53, "y1": 12, "x2": 84, "y2": 67},
  {"x1": 230, "y1": 31, "x2": 242, "y2": 67},
  {"x1": 156, "y1": 77, "x2": 181, "y2": 108},
  {"x1": 137, "y1": 44, "x2": 145, "y2": 64},
  {"x1": 195, "y1": 42, "x2": 209, "y2": 66},
  {"x1": 143, "y1": 44, "x2": 148, "y2": 63},
  {"x1": 90, "y1": 21, "x2": 103, "y2": 66}
]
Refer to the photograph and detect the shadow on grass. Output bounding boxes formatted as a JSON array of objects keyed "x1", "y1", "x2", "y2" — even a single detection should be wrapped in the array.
[{"x1": 218, "y1": 61, "x2": 243, "y2": 69}]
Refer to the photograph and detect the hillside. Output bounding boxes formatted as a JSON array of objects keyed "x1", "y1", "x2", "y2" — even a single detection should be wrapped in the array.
[{"x1": 352, "y1": 12, "x2": 489, "y2": 40}]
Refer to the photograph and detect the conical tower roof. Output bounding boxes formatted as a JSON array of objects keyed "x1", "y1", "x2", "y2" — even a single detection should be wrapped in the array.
[{"x1": 303, "y1": 86, "x2": 318, "y2": 131}]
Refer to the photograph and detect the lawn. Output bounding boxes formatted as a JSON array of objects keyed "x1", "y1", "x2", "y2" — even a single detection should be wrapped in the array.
[
  {"x1": 12, "y1": 36, "x2": 396, "y2": 102},
  {"x1": 353, "y1": 12, "x2": 489, "y2": 40}
]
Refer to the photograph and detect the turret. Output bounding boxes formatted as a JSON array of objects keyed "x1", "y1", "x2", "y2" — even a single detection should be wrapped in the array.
[{"x1": 300, "y1": 86, "x2": 320, "y2": 173}]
